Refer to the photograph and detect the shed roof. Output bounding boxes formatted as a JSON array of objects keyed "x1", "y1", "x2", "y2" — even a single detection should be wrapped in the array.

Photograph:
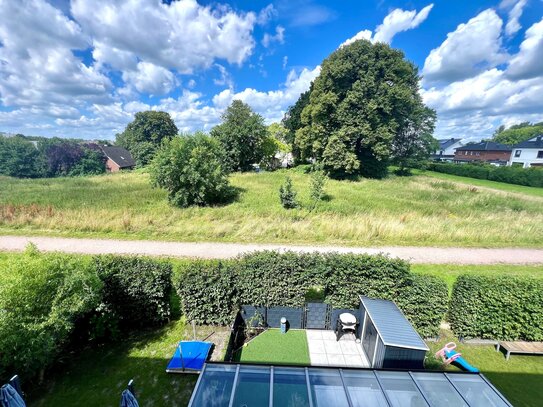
[
  {"x1": 101, "y1": 146, "x2": 136, "y2": 168},
  {"x1": 360, "y1": 296, "x2": 429, "y2": 351}
]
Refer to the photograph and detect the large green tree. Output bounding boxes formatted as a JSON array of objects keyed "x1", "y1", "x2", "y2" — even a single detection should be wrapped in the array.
[
  {"x1": 116, "y1": 111, "x2": 178, "y2": 167},
  {"x1": 282, "y1": 88, "x2": 311, "y2": 161},
  {"x1": 492, "y1": 122, "x2": 543, "y2": 145},
  {"x1": 294, "y1": 39, "x2": 435, "y2": 178},
  {"x1": 211, "y1": 100, "x2": 268, "y2": 171},
  {"x1": 0, "y1": 136, "x2": 42, "y2": 178}
]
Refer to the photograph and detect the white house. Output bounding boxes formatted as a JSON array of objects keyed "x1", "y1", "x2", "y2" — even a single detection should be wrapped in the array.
[
  {"x1": 432, "y1": 138, "x2": 464, "y2": 161},
  {"x1": 508, "y1": 135, "x2": 543, "y2": 168}
]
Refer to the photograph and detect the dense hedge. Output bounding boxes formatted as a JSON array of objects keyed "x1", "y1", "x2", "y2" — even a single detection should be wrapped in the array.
[
  {"x1": 0, "y1": 251, "x2": 173, "y2": 382},
  {"x1": 175, "y1": 251, "x2": 448, "y2": 337},
  {"x1": 94, "y1": 256, "x2": 173, "y2": 329},
  {"x1": 428, "y1": 162, "x2": 543, "y2": 187},
  {"x1": 449, "y1": 275, "x2": 543, "y2": 340}
]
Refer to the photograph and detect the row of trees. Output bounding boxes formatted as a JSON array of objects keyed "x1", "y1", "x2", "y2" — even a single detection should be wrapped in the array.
[{"x1": 0, "y1": 136, "x2": 106, "y2": 178}]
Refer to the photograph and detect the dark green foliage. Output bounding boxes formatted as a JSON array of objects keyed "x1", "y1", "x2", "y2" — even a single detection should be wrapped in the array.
[
  {"x1": 294, "y1": 40, "x2": 435, "y2": 178},
  {"x1": 211, "y1": 100, "x2": 269, "y2": 171},
  {"x1": 492, "y1": 122, "x2": 543, "y2": 145},
  {"x1": 0, "y1": 135, "x2": 42, "y2": 178},
  {"x1": 94, "y1": 256, "x2": 173, "y2": 329},
  {"x1": 279, "y1": 176, "x2": 299, "y2": 209},
  {"x1": 282, "y1": 88, "x2": 311, "y2": 161},
  {"x1": 39, "y1": 138, "x2": 85, "y2": 176},
  {"x1": 116, "y1": 111, "x2": 178, "y2": 166},
  {"x1": 428, "y1": 162, "x2": 543, "y2": 187},
  {"x1": 0, "y1": 251, "x2": 101, "y2": 379},
  {"x1": 174, "y1": 251, "x2": 448, "y2": 338},
  {"x1": 449, "y1": 275, "x2": 543, "y2": 340},
  {"x1": 69, "y1": 149, "x2": 107, "y2": 176},
  {"x1": 150, "y1": 133, "x2": 233, "y2": 207},
  {"x1": 175, "y1": 261, "x2": 237, "y2": 325},
  {"x1": 396, "y1": 275, "x2": 449, "y2": 338}
]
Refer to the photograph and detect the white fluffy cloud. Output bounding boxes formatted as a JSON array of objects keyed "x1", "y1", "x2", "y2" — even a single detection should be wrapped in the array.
[
  {"x1": 422, "y1": 9, "x2": 507, "y2": 83},
  {"x1": 506, "y1": 18, "x2": 543, "y2": 79},
  {"x1": 341, "y1": 4, "x2": 433, "y2": 47},
  {"x1": 262, "y1": 26, "x2": 285, "y2": 48},
  {"x1": 501, "y1": 0, "x2": 527, "y2": 36},
  {"x1": 122, "y1": 62, "x2": 177, "y2": 95},
  {"x1": 70, "y1": 0, "x2": 257, "y2": 74}
]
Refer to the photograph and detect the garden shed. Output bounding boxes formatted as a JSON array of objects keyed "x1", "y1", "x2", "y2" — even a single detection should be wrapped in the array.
[{"x1": 359, "y1": 296, "x2": 429, "y2": 369}]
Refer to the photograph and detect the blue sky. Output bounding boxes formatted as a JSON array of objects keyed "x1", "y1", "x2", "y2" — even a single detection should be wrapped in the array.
[{"x1": 1, "y1": 0, "x2": 542, "y2": 141}]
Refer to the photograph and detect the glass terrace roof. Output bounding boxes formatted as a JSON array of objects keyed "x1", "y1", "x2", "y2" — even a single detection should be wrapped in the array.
[{"x1": 188, "y1": 363, "x2": 512, "y2": 407}]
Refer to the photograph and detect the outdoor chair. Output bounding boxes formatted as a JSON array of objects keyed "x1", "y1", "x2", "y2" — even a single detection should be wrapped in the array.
[{"x1": 335, "y1": 312, "x2": 358, "y2": 341}]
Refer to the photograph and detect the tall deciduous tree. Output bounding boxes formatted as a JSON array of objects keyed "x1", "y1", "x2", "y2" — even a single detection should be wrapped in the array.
[
  {"x1": 0, "y1": 136, "x2": 42, "y2": 178},
  {"x1": 211, "y1": 100, "x2": 268, "y2": 171},
  {"x1": 116, "y1": 111, "x2": 178, "y2": 167},
  {"x1": 282, "y1": 88, "x2": 311, "y2": 161},
  {"x1": 294, "y1": 39, "x2": 436, "y2": 178}
]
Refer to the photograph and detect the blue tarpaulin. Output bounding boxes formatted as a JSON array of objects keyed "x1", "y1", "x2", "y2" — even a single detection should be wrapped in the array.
[{"x1": 166, "y1": 341, "x2": 212, "y2": 373}]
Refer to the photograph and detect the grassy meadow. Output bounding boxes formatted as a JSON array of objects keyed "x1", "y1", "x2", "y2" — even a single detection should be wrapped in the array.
[{"x1": 1, "y1": 169, "x2": 543, "y2": 247}]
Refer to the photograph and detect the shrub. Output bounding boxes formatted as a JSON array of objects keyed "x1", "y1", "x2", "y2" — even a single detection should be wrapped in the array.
[
  {"x1": 150, "y1": 133, "x2": 234, "y2": 207},
  {"x1": 428, "y1": 162, "x2": 543, "y2": 187},
  {"x1": 0, "y1": 252, "x2": 101, "y2": 380},
  {"x1": 309, "y1": 169, "x2": 326, "y2": 210},
  {"x1": 174, "y1": 251, "x2": 448, "y2": 337},
  {"x1": 175, "y1": 260, "x2": 237, "y2": 325},
  {"x1": 94, "y1": 255, "x2": 173, "y2": 329},
  {"x1": 449, "y1": 275, "x2": 543, "y2": 340},
  {"x1": 279, "y1": 176, "x2": 299, "y2": 209}
]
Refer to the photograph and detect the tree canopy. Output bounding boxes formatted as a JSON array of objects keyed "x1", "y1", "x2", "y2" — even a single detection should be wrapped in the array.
[
  {"x1": 211, "y1": 100, "x2": 268, "y2": 171},
  {"x1": 150, "y1": 133, "x2": 233, "y2": 208},
  {"x1": 492, "y1": 122, "x2": 543, "y2": 145},
  {"x1": 116, "y1": 111, "x2": 178, "y2": 167},
  {"x1": 293, "y1": 39, "x2": 436, "y2": 178}
]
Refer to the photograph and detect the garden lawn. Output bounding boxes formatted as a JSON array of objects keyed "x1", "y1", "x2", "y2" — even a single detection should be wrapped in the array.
[
  {"x1": 1, "y1": 169, "x2": 543, "y2": 247},
  {"x1": 234, "y1": 329, "x2": 310, "y2": 365},
  {"x1": 30, "y1": 320, "x2": 227, "y2": 407},
  {"x1": 427, "y1": 334, "x2": 543, "y2": 407}
]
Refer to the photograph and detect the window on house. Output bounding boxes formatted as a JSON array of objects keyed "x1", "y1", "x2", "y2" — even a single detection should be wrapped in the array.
[
  {"x1": 538, "y1": 150, "x2": 543, "y2": 159},
  {"x1": 515, "y1": 150, "x2": 521, "y2": 157},
  {"x1": 475, "y1": 152, "x2": 480, "y2": 156}
]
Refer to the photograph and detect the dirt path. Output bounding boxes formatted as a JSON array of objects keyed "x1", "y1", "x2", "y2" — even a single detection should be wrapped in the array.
[{"x1": 1, "y1": 235, "x2": 542, "y2": 264}]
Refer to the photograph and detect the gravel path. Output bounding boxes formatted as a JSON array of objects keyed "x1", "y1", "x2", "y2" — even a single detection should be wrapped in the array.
[{"x1": 1, "y1": 235, "x2": 542, "y2": 264}]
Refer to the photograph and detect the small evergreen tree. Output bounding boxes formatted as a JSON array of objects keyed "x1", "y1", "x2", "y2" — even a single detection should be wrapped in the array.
[{"x1": 279, "y1": 176, "x2": 299, "y2": 209}]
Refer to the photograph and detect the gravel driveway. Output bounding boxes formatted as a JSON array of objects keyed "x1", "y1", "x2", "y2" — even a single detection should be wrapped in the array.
[{"x1": 1, "y1": 235, "x2": 542, "y2": 264}]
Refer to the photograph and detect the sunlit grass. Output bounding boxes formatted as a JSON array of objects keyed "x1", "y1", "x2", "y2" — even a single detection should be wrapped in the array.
[{"x1": 1, "y1": 170, "x2": 542, "y2": 246}]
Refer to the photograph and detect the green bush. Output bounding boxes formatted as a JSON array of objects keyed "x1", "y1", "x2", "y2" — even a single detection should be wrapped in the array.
[
  {"x1": 150, "y1": 133, "x2": 234, "y2": 207},
  {"x1": 94, "y1": 256, "x2": 173, "y2": 329},
  {"x1": 428, "y1": 162, "x2": 543, "y2": 187},
  {"x1": 0, "y1": 252, "x2": 101, "y2": 379},
  {"x1": 279, "y1": 176, "x2": 299, "y2": 209},
  {"x1": 175, "y1": 261, "x2": 237, "y2": 325},
  {"x1": 449, "y1": 275, "x2": 543, "y2": 340},
  {"x1": 174, "y1": 251, "x2": 448, "y2": 337}
]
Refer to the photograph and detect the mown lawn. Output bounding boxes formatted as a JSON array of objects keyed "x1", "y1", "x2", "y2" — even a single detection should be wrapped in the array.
[
  {"x1": 427, "y1": 333, "x2": 543, "y2": 407},
  {"x1": 1, "y1": 169, "x2": 542, "y2": 247},
  {"x1": 233, "y1": 329, "x2": 310, "y2": 365}
]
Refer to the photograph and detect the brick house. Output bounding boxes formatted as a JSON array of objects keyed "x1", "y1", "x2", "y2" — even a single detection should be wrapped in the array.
[
  {"x1": 454, "y1": 141, "x2": 512, "y2": 166},
  {"x1": 101, "y1": 146, "x2": 136, "y2": 172}
]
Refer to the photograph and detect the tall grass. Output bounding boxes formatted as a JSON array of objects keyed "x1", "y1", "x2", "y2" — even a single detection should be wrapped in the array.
[{"x1": 1, "y1": 170, "x2": 542, "y2": 247}]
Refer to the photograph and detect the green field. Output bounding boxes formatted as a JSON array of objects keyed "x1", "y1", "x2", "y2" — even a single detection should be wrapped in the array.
[
  {"x1": 234, "y1": 329, "x2": 310, "y2": 365},
  {"x1": 1, "y1": 169, "x2": 543, "y2": 247}
]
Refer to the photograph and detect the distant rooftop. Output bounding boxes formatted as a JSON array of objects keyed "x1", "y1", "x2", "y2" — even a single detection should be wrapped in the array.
[
  {"x1": 437, "y1": 138, "x2": 462, "y2": 150},
  {"x1": 101, "y1": 146, "x2": 136, "y2": 168},
  {"x1": 513, "y1": 135, "x2": 543, "y2": 149},
  {"x1": 456, "y1": 141, "x2": 511, "y2": 152}
]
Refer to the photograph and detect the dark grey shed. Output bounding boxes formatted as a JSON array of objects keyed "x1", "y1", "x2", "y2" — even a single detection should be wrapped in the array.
[{"x1": 359, "y1": 296, "x2": 429, "y2": 369}]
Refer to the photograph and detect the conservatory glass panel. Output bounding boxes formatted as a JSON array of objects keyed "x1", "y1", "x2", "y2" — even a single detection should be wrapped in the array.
[
  {"x1": 308, "y1": 368, "x2": 349, "y2": 407},
  {"x1": 342, "y1": 370, "x2": 388, "y2": 407},
  {"x1": 273, "y1": 367, "x2": 310, "y2": 407},
  {"x1": 191, "y1": 364, "x2": 236, "y2": 407},
  {"x1": 231, "y1": 365, "x2": 271, "y2": 407},
  {"x1": 411, "y1": 372, "x2": 468, "y2": 407},
  {"x1": 447, "y1": 374, "x2": 510, "y2": 407},
  {"x1": 376, "y1": 371, "x2": 428, "y2": 407}
]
